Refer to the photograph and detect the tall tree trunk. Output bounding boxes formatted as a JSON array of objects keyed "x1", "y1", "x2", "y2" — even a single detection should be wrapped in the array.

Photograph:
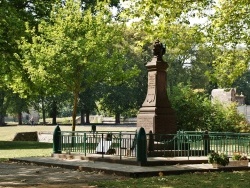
[
  {"x1": 42, "y1": 97, "x2": 46, "y2": 125},
  {"x1": 72, "y1": 91, "x2": 79, "y2": 131},
  {"x1": 86, "y1": 111, "x2": 90, "y2": 124},
  {"x1": 0, "y1": 91, "x2": 6, "y2": 126},
  {"x1": 0, "y1": 115, "x2": 4, "y2": 126},
  {"x1": 18, "y1": 112, "x2": 22, "y2": 125},
  {"x1": 115, "y1": 113, "x2": 120, "y2": 124},
  {"x1": 80, "y1": 109, "x2": 85, "y2": 125},
  {"x1": 52, "y1": 100, "x2": 57, "y2": 125}
]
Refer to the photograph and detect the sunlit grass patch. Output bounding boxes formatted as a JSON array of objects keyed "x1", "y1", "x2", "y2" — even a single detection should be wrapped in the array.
[{"x1": 0, "y1": 141, "x2": 52, "y2": 159}]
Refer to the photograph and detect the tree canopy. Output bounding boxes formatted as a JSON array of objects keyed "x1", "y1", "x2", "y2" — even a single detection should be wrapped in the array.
[
  {"x1": 0, "y1": 0, "x2": 57, "y2": 125},
  {"x1": 206, "y1": 0, "x2": 250, "y2": 88},
  {"x1": 14, "y1": 0, "x2": 139, "y2": 130},
  {"x1": 1, "y1": 0, "x2": 250, "y2": 131},
  {"x1": 122, "y1": 0, "x2": 249, "y2": 89}
]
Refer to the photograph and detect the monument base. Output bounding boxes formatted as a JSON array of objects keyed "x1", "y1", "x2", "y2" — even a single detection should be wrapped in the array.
[{"x1": 137, "y1": 107, "x2": 176, "y2": 135}]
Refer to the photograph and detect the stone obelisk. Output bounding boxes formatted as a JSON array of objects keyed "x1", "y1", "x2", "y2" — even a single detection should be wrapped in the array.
[{"x1": 137, "y1": 40, "x2": 176, "y2": 134}]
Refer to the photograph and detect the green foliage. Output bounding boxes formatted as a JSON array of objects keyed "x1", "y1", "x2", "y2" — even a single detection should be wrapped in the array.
[
  {"x1": 122, "y1": 0, "x2": 249, "y2": 90},
  {"x1": 1, "y1": 0, "x2": 57, "y2": 94},
  {"x1": 169, "y1": 84, "x2": 250, "y2": 132},
  {"x1": 208, "y1": 48, "x2": 249, "y2": 88},
  {"x1": 99, "y1": 82, "x2": 143, "y2": 117},
  {"x1": 0, "y1": 1, "x2": 27, "y2": 124},
  {"x1": 81, "y1": 0, "x2": 120, "y2": 10},
  {"x1": 232, "y1": 153, "x2": 241, "y2": 161},
  {"x1": 208, "y1": 152, "x2": 229, "y2": 166},
  {"x1": 232, "y1": 152, "x2": 248, "y2": 161},
  {"x1": 0, "y1": 0, "x2": 59, "y2": 124},
  {"x1": 169, "y1": 84, "x2": 208, "y2": 131},
  {"x1": 233, "y1": 70, "x2": 250, "y2": 105},
  {"x1": 78, "y1": 87, "x2": 98, "y2": 116},
  {"x1": 15, "y1": 0, "x2": 136, "y2": 130},
  {"x1": 97, "y1": 28, "x2": 149, "y2": 118},
  {"x1": 166, "y1": 26, "x2": 207, "y2": 90},
  {"x1": 207, "y1": 0, "x2": 250, "y2": 87},
  {"x1": 7, "y1": 93, "x2": 29, "y2": 124},
  {"x1": 98, "y1": 60, "x2": 147, "y2": 118},
  {"x1": 122, "y1": 2, "x2": 215, "y2": 93},
  {"x1": 122, "y1": 0, "x2": 213, "y2": 43},
  {"x1": 2, "y1": 0, "x2": 249, "y2": 125}
]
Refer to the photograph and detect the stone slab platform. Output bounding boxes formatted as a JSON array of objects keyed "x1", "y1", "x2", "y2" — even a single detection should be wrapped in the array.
[{"x1": 10, "y1": 156, "x2": 250, "y2": 178}]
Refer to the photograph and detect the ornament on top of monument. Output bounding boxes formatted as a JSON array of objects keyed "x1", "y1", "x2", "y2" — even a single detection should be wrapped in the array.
[{"x1": 153, "y1": 39, "x2": 166, "y2": 60}]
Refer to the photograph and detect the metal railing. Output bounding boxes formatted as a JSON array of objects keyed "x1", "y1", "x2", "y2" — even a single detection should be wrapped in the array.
[
  {"x1": 60, "y1": 131, "x2": 137, "y2": 159},
  {"x1": 54, "y1": 129, "x2": 250, "y2": 160},
  {"x1": 149, "y1": 131, "x2": 250, "y2": 158}
]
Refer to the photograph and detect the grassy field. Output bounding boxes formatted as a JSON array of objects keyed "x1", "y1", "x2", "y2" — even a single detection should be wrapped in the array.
[
  {"x1": 1, "y1": 125, "x2": 250, "y2": 188},
  {"x1": 0, "y1": 141, "x2": 52, "y2": 161},
  {"x1": 1, "y1": 141, "x2": 250, "y2": 188},
  {"x1": 89, "y1": 170, "x2": 250, "y2": 188},
  {"x1": 0, "y1": 125, "x2": 137, "y2": 141}
]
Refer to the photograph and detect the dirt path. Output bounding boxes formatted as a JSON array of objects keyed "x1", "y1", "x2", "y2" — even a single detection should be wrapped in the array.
[{"x1": 0, "y1": 161, "x2": 127, "y2": 188}]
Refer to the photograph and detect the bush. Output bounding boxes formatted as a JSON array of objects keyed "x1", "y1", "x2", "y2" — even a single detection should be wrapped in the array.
[
  {"x1": 232, "y1": 152, "x2": 248, "y2": 161},
  {"x1": 169, "y1": 84, "x2": 250, "y2": 132},
  {"x1": 208, "y1": 152, "x2": 229, "y2": 166}
]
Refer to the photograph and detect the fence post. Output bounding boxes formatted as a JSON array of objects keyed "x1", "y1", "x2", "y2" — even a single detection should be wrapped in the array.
[
  {"x1": 102, "y1": 133, "x2": 104, "y2": 158},
  {"x1": 53, "y1": 125, "x2": 61, "y2": 154},
  {"x1": 119, "y1": 132, "x2": 122, "y2": 160},
  {"x1": 136, "y1": 127, "x2": 147, "y2": 165},
  {"x1": 91, "y1": 124, "x2": 96, "y2": 132},
  {"x1": 203, "y1": 130, "x2": 210, "y2": 155},
  {"x1": 84, "y1": 133, "x2": 87, "y2": 156},
  {"x1": 148, "y1": 130, "x2": 154, "y2": 156}
]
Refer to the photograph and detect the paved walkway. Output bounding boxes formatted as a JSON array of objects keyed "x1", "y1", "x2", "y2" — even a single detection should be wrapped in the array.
[{"x1": 10, "y1": 156, "x2": 250, "y2": 178}]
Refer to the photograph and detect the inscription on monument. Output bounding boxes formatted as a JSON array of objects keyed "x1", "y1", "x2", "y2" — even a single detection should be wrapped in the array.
[
  {"x1": 148, "y1": 73, "x2": 155, "y2": 88},
  {"x1": 146, "y1": 72, "x2": 156, "y2": 103}
]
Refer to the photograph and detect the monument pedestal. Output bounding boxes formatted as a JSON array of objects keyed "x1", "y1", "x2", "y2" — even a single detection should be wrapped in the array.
[
  {"x1": 137, "y1": 40, "x2": 176, "y2": 134},
  {"x1": 137, "y1": 107, "x2": 176, "y2": 134}
]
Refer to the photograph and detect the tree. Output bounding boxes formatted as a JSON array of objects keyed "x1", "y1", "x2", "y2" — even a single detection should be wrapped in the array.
[
  {"x1": 0, "y1": 0, "x2": 58, "y2": 125},
  {"x1": 122, "y1": 0, "x2": 250, "y2": 90},
  {"x1": 120, "y1": 1, "x2": 216, "y2": 94},
  {"x1": 164, "y1": 25, "x2": 212, "y2": 92},
  {"x1": 7, "y1": 94, "x2": 29, "y2": 125},
  {"x1": 207, "y1": 0, "x2": 250, "y2": 87},
  {"x1": 0, "y1": 1, "x2": 25, "y2": 125},
  {"x1": 122, "y1": 0, "x2": 213, "y2": 43},
  {"x1": 97, "y1": 28, "x2": 150, "y2": 123},
  {"x1": 81, "y1": 0, "x2": 120, "y2": 9},
  {"x1": 233, "y1": 70, "x2": 250, "y2": 105},
  {"x1": 99, "y1": 80, "x2": 144, "y2": 124},
  {"x1": 78, "y1": 87, "x2": 98, "y2": 124},
  {"x1": 15, "y1": 0, "x2": 138, "y2": 131}
]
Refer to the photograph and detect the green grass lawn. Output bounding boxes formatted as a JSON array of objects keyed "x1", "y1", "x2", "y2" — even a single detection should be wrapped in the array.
[
  {"x1": 89, "y1": 171, "x2": 250, "y2": 188},
  {"x1": 0, "y1": 141, "x2": 52, "y2": 161}
]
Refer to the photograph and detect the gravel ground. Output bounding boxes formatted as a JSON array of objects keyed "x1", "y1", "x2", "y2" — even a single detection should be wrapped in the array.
[{"x1": 0, "y1": 161, "x2": 127, "y2": 188}]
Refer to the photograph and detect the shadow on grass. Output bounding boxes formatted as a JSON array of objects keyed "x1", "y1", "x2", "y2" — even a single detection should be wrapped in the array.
[{"x1": 0, "y1": 141, "x2": 52, "y2": 150}]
